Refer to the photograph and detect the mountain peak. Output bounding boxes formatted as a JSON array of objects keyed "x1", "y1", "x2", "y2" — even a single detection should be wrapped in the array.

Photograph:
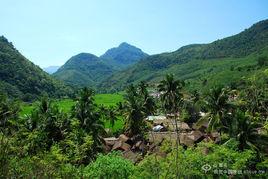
[
  {"x1": 75, "y1": 53, "x2": 98, "y2": 59},
  {"x1": 100, "y1": 42, "x2": 148, "y2": 67},
  {"x1": 53, "y1": 52, "x2": 114, "y2": 87},
  {"x1": 99, "y1": 19, "x2": 268, "y2": 91},
  {"x1": 119, "y1": 42, "x2": 132, "y2": 48}
]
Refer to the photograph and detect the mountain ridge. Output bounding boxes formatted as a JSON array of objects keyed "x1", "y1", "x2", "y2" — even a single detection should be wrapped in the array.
[
  {"x1": 53, "y1": 53, "x2": 115, "y2": 88},
  {"x1": 0, "y1": 36, "x2": 73, "y2": 101},
  {"x1": 98, "y1": 19, "x2": 268, "y2": 92},
  {"x1": 53, "y1": 42, "x2": 148, "y2": 88}
]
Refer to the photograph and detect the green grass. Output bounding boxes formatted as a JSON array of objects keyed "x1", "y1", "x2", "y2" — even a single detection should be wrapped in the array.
[
  {"x1": 56, "y1": 99, "x2": 76, "y2": 112},
  {"x1": 20, "y1": 103, "x2": 35, "y2": 116},
  {"x1": 20, "y1": 99, "x2": 75, "y2": 117},
  {"x1": 20, "y1": 93, "x2": 125, "y2": 132},
  {"x1": 20, "y1": 93, "x2": 124, "y2": 115},
  {"x1": 94, "y1": 93, "x2": 124, "y2": 107}
]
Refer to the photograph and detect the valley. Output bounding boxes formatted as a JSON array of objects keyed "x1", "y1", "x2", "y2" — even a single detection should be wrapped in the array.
[{"x1": 0, "y1": 17, "x2": 267, "y2": 178}]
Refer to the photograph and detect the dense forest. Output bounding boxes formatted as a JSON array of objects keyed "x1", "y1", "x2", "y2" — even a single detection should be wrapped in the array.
[
  {"x1": 100, "y1": 42, "x2": 149, "y2": 68},
  {"x1": 1, "y1": 68, "x2": 267, "y2": 177},
  {"x1": 53, "y1": 53, "x2": 115, "y2": 88},
  {"x1": 0, "y1": 17, "x2": 268, "y2": 178},
  {"x1": 53, "y1": 42, "x2": 148, "y2": 88},
  {"x1": 0, "y1": 36, "x2": 74, "y2": 101},
  {"x1": 99, "y1": 19, "x2": 268, "y2": 92}
]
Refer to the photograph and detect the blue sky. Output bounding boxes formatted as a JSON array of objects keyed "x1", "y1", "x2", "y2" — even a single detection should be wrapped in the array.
[{"x1": 1, "y1": 0, "x2": 268, "y2": 67}]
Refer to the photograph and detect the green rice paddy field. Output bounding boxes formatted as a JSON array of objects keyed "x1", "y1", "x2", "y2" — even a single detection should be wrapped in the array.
[{"x1": 20, "y1": 93, "x2": 124, "y2": 132}]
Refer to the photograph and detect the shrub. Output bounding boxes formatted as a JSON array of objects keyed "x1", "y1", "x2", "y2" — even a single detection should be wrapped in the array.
[
  {"x1": 133, "y1": 142, "x2": 256, "y2": 178},
  {"x1": 83, "y1": 152, "x2": 134, "y2": 179}
]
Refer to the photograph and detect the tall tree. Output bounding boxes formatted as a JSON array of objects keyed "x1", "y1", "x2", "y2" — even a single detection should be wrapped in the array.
[
  {"x1": 25, "y1": 97, "x2": 70, "y2": 149},
  {"x1": 0, "y1": 95, "x2": 19, "y2": 133},
  {"x1": 138, "y1": 81, "x2": 156, "y2": 116},
  {"x1": 197, "y1": 86, "x2": 232, "y2": 132},
  {"x1": 241, "y1": 74, "x2": 268, "y2": 118},
  {"x1": 123, "y1": 85, "x2": 145, "y2": 136},
  {"x1": 158, "y1": 74, "x2": 184, "y2": 178},
  {"x1": 229, "y1": 110, "x2": 268, "y2": 151},
  {"x1": 158, "y1": 74, "x2": 184, "y2": 114},
  {"x1": 72, "y1": 88, "x2": 105, "y2": 152},
  {"x1": 105, "y1": 106, "x2": 118, "y2": 129}
]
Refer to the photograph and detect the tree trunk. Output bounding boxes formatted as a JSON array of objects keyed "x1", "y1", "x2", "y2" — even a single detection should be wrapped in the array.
[{"x1": 174, "y1": 111, "x2": 180, "y2": 178}]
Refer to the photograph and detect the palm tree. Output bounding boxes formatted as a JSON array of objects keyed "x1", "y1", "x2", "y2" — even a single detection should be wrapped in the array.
[
  {"x1": 123, "y1": 85, "x2": 145, "y2": 136},
  {"x1": 106, "y1": 106, "x2": 118, "y2": 129},
  {"x1": 138, "y1": 81, "x2": 156, "y2": 116},
  {"x1": 25, "y1": 97, "x2": 52, "y2": 132},
  {"x1": 0, "y1": 95, "x2": 19, "y2": 133},
  {"x1": 197, "y1": 86, "x2": 232, "y2": 132},
  {"x1": 38, "y1": 97, "x2": 51, "y2": 114},
  {"x1": 231, "y1": 110, "x2": 268, "y2": 151},
  {"x1": 138, "y1": 81, "x2": 149, "y2": 98},
  {"x1": 158, "y1": 74, "x2": 184, "y2": 114},
  {"x1": 72, "y1": 88, "x2": 105, "y2": 151},
  {"x1": 181, "y1": 91, "x2": 201, "y2": 124},
  {"x1": 72, "y1": 88, "x2": 96, "y2": 130},
  {"x1": 25, "y1": 98, "x2": 69, "y2": 148},
  {"x1": 241, "y1": 76, "x2": 268, "y2": 118},
  {"x1": 158, "y1": 74, "x2": 184, "y2": 178}
]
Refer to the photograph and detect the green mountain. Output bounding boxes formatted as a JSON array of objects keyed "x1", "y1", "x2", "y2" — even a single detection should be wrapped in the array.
[
  {"x1": 53, "y1": 43, "x2": 148, "y2": 88},
  {"x1": 0, "y1": 36, "x2": 73, "y2": 101},
  {"x1": 53, "y1": 53, "x2": 114, "y2": 88},
  {"x1": 99, "y1": 19, "x2": 268, "y2": 92},
  {"x1": 100, "y1": 42, "x2": 148, "y2": 68}
]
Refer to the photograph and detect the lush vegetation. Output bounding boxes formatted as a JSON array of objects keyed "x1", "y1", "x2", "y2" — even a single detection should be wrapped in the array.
[
  {"x1": 0, "y1": 36, "x2": 74, "y2": 101},
  {"x1": 84, "y1": 152, "x2": 135, "y2": 178},
  {"x1": 1, "y1": 67, "x2": 267, "y2": 177},
  {"x1": 20, "y1": 93, "x2": 124, "y2": 115},
  {"x1": 99, "y1": 19, "x2": 268, "y2": 92},
  {"x1": 0, "y1": 88, "x2": 127, "y2": 178},
  {"x1": 100, "y1": 42, "x2": 148, "y2": 68},
  {"x1": 1, "y1": 19, "x2": 268, "y2": 178},
  {"x1": 53, "y1": 53, "x2": 115, "y2": 88},
  {"x1": 20, "y1": 93, "x2": 125, "y2": 133},
  {"x1": 53, "y1": 42, "x2": 148, "y2": 89}
]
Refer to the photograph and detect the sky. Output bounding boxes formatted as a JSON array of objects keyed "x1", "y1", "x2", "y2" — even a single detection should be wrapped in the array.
[{"x1": 1, "y1": 0, "x2": 268, "y2": 68}]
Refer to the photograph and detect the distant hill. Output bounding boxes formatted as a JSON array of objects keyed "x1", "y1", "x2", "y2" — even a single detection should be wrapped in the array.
[
  {"x1": 43, "y1": 66, "x2": 60, "y2": 74},
  {"x1": 53, "y1": 53, "x2": 115, "y2": 88},
  {"x1": 100, "y1": 42, "x2": 148, "y2": 68},
  {"x1": 53, "y1": 43, "x2": 148, "y2": 88},
  {"x1": 99, "y1": 19, "x2": 268, "y2": 92},
  {"x1": 0, "y1": 36, "x2": 73, "y2": 101}
]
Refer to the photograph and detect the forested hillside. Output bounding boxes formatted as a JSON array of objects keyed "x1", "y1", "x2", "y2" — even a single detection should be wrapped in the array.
[
  {"x1": 101, "y1": 42, "x2": 148, "y2": 68},
  {"x1": 53, "y1": 42, "x2": 148, "y2": 88},
  {"x1": 99, "y1": 19, "x2": 268, "y2": 92},
  {"x1": 0, "y1": 36, "x2": 73, "y2": 101},
  {"x1": 53, "y1": 53, "x2": 115, "y2": 88}
]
